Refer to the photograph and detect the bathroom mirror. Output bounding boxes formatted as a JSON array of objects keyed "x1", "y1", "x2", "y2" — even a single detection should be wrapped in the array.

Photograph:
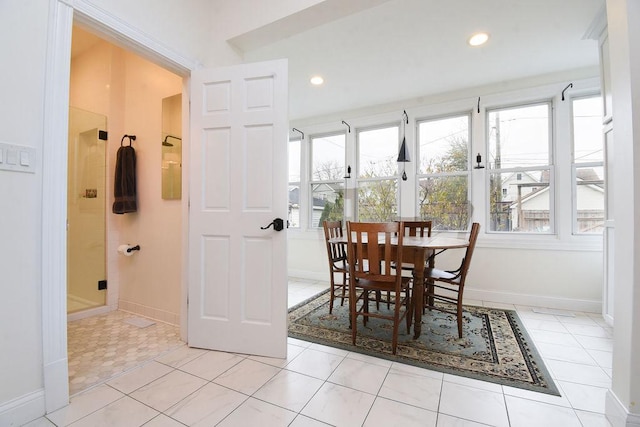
[{"x1": 161, "y1": 93, "x2": 182, "y2": 199}]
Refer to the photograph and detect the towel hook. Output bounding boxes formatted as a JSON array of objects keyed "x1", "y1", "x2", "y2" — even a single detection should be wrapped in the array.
[{"x1": 120, "y1": 134, "x2": 136, "y2": 147}]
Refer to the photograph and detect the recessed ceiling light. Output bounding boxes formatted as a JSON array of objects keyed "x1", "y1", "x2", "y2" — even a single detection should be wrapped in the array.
[
  {"x1": 310, "y1": 75, "x2": 324, "y2": 85},
  {"x1": 468, "y1": 32, "x2": 489, "y2": 47}
]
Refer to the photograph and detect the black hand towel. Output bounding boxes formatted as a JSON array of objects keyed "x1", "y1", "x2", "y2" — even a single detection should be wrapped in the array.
[{"x1": 112, "y1": 145, "x2": 137, "y2": 214}]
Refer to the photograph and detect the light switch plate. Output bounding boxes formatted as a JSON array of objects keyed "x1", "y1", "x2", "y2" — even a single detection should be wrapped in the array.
[{"x1": 0, "y1": 142, "x2": 36, "y2": 174}]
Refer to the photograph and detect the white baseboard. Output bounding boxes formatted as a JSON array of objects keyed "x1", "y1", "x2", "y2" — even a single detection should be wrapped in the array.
[
  {"x1": 288, "y1": 270, "x2": 603, "y2": 313},
  {"x1": 67, "y1": 304, "x2": 115, "y2": 322},
  {"x1": 118, "y1": 299, "x2": 180, "y2": 326},
  {"x1": 464, "y1": 287, "x2": 602, "y2": 313},
  {"x1": 0, "y1": 389, "x2": 45, "y2": 427},
  {"x1": 606, "y1": 390, "x2": 640, "y2": 427}
]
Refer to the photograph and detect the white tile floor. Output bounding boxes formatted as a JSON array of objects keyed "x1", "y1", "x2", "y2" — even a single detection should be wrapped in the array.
[{"x1": 25, "y1": 278, "x2": 613, "y2": 427}]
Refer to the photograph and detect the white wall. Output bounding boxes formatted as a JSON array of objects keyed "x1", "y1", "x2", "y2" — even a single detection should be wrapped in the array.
[
  {"x1": 604, "y1": 0, "x2": 640, "y2": 424},
  {"x1": 0, "y1": 0, "x2": 49, "y2": 420}
]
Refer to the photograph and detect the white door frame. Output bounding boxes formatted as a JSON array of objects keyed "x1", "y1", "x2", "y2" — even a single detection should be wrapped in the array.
[{"x1": 42, "y1": 0, "x2": 197, "y2": 413}]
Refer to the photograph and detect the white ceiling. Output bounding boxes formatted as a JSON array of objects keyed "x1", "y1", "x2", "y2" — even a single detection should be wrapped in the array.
[{"x1": 240, "y1": 0, "x2": 605, "y2": 121}]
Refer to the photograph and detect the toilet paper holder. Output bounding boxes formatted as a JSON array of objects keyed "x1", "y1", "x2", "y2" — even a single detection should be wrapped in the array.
[
  {"x1": 118, "y1": 244, "x2": 141, "y2": 256},
  {"x1": 126, "y1": 245, "x2": 141, "y2": 253}
]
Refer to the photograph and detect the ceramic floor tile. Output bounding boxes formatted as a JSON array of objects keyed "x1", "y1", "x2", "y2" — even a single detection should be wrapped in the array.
[
  {"x1": 66, "y1": 396, "x2": 158, "y2": 427},
  {"x1": 47, "y1": 384, "x2": 124, "y2": 426},
  {"x1": 443, "y1": 373, "x2": 503, "y2": 393},
  {"x1": 67, "y1": 311, "x2": 183, "y2": 395},
  {"x1": 253, "y1": 369, "x2": 324, "y2": 412},
  {"x1": 546, "y1": 360, "x2": 611, "y2": 388},
  {"x1": 378, "y1": 365, "x2": 442, "y2": 411},
  {"x1": 438, "y1": 381, "x2": 509, "y2": 427},
  {"x1": 130, "y1": 370, "x2": 208, "y2": 412},
  {"x1": 535, "y1": 341, "x2": 598, "y2": 365},
  {"x1": 586, "y1": 348, "x2": 613, "y2": 369},
  {"x1": 346, "y1": 351, "x2": 393, "y2": 368},
  {"x1": 164, "y1": 382, "x2": 247, "y2": 426},
  {"x1": 363, "y1": 396, "x2": 437, "y2": 426},
  {"x1": 142, "y1": 414, "x2": 185, "y2": 427},
  {"x1": 23, "y1": 418, "x2": 57, "y2": 427},
  {"x1": 178, "y1": 350, "x2": 245, "y2": 380},
  {"x1": 289, "y1": 415, "x2": 334, "y2": 426},
  {"x1": 106, "y1": 361, "x2": 173, "y2": 394},
  {"x1": 154, "y1": 345, "x2": 208, "y2": 368},
  {"x1": 301, "y1": 382, "x2": 376, "y2": 427},
  {"x1": 502, "y1": 384, "x2": 572, "y2": 408},
  {"x1": 436, "y1": 413, "x2": 492, "y2": 426},
  {"x1": 563, "y1": 323, "x2": 611, "y2": 338},
  {"x1": 309, "y1": 342, "x2": 350, "y2": 357},
  {"x1": 575, "y1": 409, "x2": 614, "y2": 426},
  {"x1": 288, "y1": 337, "x2": 314, "y2": 348},
  {"x1": 216, "y1": 397, "x2": 297, "y2": 427},
  {"x1": 284, "y1": 348, "x2": 345, "y2": 380},
  {"x1": 528, "y1": 330, "x2": 582, "y2": 347},
  {"x1": 574, "y1": 335, "x2": 614, "y2": 352},
  {"x1": 248, "y1": 343, "x2": 306, "y2": 368},
  {"x1": 504, "y1": 395, "x2": 582, "y2": 427},
  {"x1": 328, "y1": 357, "x2": 390, "y2": 394},
  {"x1": 557, "y1": 380, "x2": 608, "y2": 413},
  {"x1": 521, "y1": 318, "x2": 569, "y2": 333},
  {"x1": 213, "y1": 358, "x2": 281, "y2": 395}
]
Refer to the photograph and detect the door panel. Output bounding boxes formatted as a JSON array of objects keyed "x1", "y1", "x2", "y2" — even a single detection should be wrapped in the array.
[{"x1": 189, "y1": 60, "x2": 288, "y2": 357}]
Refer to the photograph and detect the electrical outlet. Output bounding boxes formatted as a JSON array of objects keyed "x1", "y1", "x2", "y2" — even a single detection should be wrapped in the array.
[{"x1": 98, "y1": 280, "x2": 107, "y2": 290}]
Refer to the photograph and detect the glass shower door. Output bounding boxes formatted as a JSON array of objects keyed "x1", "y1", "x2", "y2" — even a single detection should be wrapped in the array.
[{"x1": 67, "y1": 107, "x2": 107, "y2": 313}]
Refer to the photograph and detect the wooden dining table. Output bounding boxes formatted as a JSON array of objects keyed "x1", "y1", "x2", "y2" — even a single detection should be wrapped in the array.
[{"x1": 330, "y1": 234, "x2": 469, "y2": 339}]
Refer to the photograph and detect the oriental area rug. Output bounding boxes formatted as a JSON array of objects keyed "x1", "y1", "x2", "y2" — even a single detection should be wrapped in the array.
[{"x1": 288, "y1": 290, "x2": 559, "y2": 396}]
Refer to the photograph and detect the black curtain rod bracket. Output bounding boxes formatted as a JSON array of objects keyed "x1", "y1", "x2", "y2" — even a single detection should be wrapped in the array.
[
  {"x1": 561, "y1": 83, "x2": 573, "y2": 101},
  {"x1": 292, "y1": 127, "x2": 304, "y2": 140},
  {"x1": 341, "y1": 120, "x2": 351, "y2": 133}
]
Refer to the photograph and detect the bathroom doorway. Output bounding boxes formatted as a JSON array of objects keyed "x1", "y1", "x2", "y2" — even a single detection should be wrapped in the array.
[{"x1": 67, "y1": 107, "x2": 107, "y2": 314}]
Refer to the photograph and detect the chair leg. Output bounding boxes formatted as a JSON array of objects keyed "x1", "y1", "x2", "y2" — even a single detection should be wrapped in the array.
[
  {"x1": 340, "y1": 271, "x2": 347, "y2": 306},
  {"x1": 350, "y1": 284, "x2": 357, "y2": 344},
  {"x1": 329, "y1": 272, "x2": 335, "y2": 314},
  {"x1": 457, "y1": 302, "x2": 463, "y2": 339},
  {"x1": 405, "y1": 286, "x2": 413, "y2": 332},
  {"x1": 391, "y1": 290, "x2": 401, "y2": 355}
]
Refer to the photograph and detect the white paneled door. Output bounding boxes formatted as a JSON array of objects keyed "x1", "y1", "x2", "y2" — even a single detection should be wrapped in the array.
[{"x1": 188, "y1": 60, "x2": 288, "y2": 358}]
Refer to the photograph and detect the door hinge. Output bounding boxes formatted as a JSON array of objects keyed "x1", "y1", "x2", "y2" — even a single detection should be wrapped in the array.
[{"x1": 98, "y1": 280, "x2": 107, "y2": 290}]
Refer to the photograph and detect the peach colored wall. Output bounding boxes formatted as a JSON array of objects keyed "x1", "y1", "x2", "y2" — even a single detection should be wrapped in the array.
[{"x1": 70, "y1": 38, "x2": 182, "y2": 324}]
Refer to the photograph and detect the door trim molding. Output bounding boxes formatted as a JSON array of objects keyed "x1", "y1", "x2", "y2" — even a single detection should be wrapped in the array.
[{"x1": 43, "y1": 0, "x2": 197, "y2": 413}]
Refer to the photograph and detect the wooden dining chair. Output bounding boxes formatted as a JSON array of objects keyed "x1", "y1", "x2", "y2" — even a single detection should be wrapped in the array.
[
  {"x1": 346, "y1": 221, "x2": 413, "y2": 355},
  {"x1": 322, "y1": 220, "x2": 349, "y2": 314},
  {"x1": 424, "y1": 222, "x2": 480, "y2": 339},
  {"x1": 395, "y1": 220, "x2": 432, "y2": 272}
]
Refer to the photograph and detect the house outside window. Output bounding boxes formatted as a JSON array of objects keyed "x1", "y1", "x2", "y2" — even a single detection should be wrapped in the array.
[
  {"x1": 309, "y1": 132, "x2": 346, "y2": 227},
  {"x1": 416, "y1": 113, "x2": 471, "y2": 230},
  {"x1": 288, "y1": 137, "x2": 301, "y2": 228},
  {"x1": 357, "y1": 125, "x2": 399, "y2": 221},
  {"x1": 487, "y1": 102, "x2": 552, "y2": 233},
  {"x1": 572, "y1": 95, "x2": 604, "y2": 234}
]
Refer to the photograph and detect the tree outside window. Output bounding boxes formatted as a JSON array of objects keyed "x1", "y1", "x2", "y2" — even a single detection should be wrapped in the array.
[
  {"x1": 357, "y1": 126, "x2": 398, "y2": 221},
  {"x1": 417, "y1": 114, "x2": 470, "y2": 230},
  {"x1": 309, "y1": 132, "x2": 346, "y2": 227}
]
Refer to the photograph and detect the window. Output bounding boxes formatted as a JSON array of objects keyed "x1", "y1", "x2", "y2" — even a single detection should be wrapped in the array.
[
  {"x1": 309, "y1": 132, "x2": 346, "y2": 227},
  {"x1": 357, "y1": 125, "x2": 399, "y2": 221},
  {"x1": 487, "y1": 103, "x2": 552, "y2": 233},
  {"x1": 288, "y1": 137, "x2": 301, "y2": 228},
  {"x1": 416, "y1": 114, "x2": 470, "y2": 230},
  {"x1": 572, "y1": 95, "x2": 604, "y2": 234}
]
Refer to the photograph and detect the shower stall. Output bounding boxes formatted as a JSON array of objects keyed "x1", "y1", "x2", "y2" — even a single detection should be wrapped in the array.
[{"x1": 67, "y1": 107, "x2": 107, "y2": 313}]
